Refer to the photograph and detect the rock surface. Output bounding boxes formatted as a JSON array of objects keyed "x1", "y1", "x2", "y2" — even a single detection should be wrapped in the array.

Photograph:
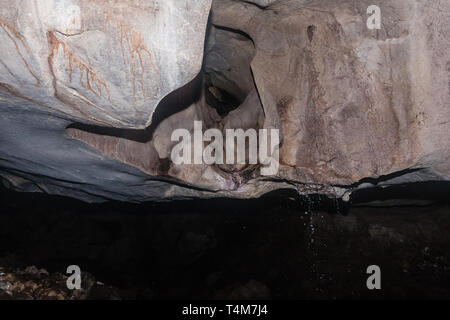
[
  {"x1": 0, "y1": 0, "x2": 211, "y2": 128},
  {"x1": 0, "y1": 0, "x2": 449, "y2": 202}
]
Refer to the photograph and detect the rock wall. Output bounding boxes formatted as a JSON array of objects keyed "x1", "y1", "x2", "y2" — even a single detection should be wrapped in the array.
[{"x1": 0, "y1": 0, "x2": 449, "y2": 202}]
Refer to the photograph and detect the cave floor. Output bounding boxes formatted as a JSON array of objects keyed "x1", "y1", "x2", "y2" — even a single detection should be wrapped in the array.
[{"x1": 1, "y1": 187, "x2": 450, "y2": 299}]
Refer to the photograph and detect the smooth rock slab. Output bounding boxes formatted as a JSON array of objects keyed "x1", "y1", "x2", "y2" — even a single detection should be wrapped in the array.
[{"x1": 0, "y1": 0, "x2": 211, "y2": 128}]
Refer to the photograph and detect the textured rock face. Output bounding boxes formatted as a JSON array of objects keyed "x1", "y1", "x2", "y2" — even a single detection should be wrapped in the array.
[
  {"x1": 0, "y1": 0, "x2": 449, "y2": 202},
  {"x1": 212, "y1": 0, "x2": 450, "y2": 186},
  {"x1": 0, "y1": 0, "x2": 211, "y2": 128}
]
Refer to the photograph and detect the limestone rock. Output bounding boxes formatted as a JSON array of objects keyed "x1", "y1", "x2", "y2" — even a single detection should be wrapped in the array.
[
  {"x1": 0, "y1": 0, "x2": 449, "y2": 202},
  {"x1": 0, "y1": 0, "x2": 211, "y2": 128}
]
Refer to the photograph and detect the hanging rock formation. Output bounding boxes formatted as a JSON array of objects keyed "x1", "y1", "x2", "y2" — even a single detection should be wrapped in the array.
[{"x1": 0, "y1": 0, "x2": 449, "y2": 202}]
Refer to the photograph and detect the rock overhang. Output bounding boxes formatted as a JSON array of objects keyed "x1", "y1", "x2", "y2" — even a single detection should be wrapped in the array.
[{"x1": 0, "y1": 0, "x2": 449, "y2": 203}]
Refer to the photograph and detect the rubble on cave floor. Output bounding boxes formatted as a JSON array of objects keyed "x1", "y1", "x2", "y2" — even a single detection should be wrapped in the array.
[{"x1": 0, "y1": 264, "x2": 120, "y2": 300}]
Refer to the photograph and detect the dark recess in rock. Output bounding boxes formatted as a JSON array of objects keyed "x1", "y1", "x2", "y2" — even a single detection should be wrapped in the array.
[{"x1": 0, "y1": 0, "x2": 450, "y2": 301}]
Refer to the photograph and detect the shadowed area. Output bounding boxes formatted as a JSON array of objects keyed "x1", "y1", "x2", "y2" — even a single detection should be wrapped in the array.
[
  {"x1": 2, "y1": 183, "x2": 450, "y2": 299},
  {"x1": 66, "y1": 74, "x2": 203, "y2": 143}
]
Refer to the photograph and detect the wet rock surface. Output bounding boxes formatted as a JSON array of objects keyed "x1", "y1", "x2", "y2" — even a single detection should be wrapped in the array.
[{"x1": 1, "y1": 185, "x2": 450, "y2": 299}]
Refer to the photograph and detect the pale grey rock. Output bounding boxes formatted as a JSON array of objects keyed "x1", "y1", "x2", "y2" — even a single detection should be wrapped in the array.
[
  {"x1": 0, "y1": 0, "x2": 211, "y2": 128},
  {"x1": 0, "y1": 0, "x2": 449, "y2": 203}
]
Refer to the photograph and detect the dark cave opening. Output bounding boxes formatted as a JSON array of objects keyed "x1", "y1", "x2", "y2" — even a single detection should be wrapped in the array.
[{"x1": 204, "y1": 83, "x2": 242, "y2": 117}]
